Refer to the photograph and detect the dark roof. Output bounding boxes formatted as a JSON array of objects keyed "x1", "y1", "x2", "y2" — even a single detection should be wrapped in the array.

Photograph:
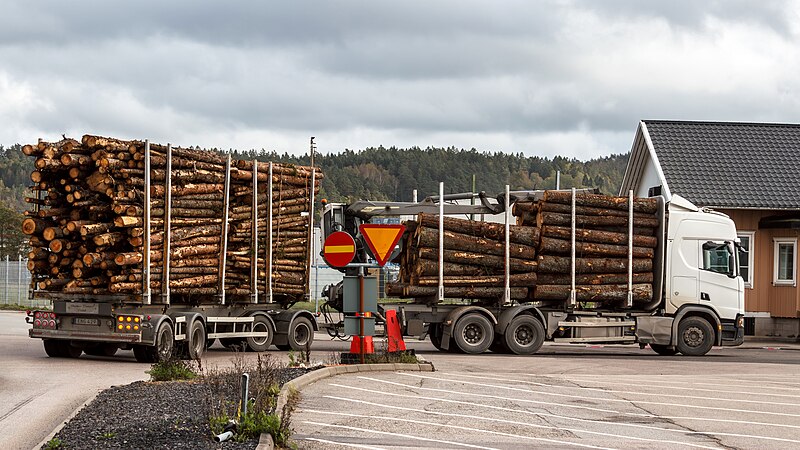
[{"x1": 644, "y1": 120, "x2": 800, "y2": 209}]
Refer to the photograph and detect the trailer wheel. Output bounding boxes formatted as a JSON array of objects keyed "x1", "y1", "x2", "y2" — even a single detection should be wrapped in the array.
[
  {"x1": 135, "y1": 322, "x2": 174, "y2": 363},
  {"x1": 246, "y1": 316, "x2": 274, "y2": 352},
  {"x1": 649, "y1": 344, "x2": 678, "y2": 356},
  {"x1": 85, "y1": 343, "x2": 118, "y2": 357},
  {"x1": 503, "y1": 315, "x2": 545, "y2": 355},
  {"x1": 676, "y1": 317, "x2": 714, "y2": 356},
  {"x1": 43, "y1": 339, "x2": 63, "y2": 357},
  {"x1": 59, "y1": 341, "x2": 82, "y2": 358},
  {"x1": 186, "y1": 320, "x2": 206, "y2": 360},
  {"x1": 453, "y1": 313, "x2": 494, "y2": 354}
]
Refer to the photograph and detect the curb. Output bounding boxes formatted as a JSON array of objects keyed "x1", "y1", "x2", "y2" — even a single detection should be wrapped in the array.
[
  {"x1": 35, "y1": 390, "x2": 101, "y2": 450},
  {"x1": 262, "y1": 361, "x2": 435, "y2": 449}
]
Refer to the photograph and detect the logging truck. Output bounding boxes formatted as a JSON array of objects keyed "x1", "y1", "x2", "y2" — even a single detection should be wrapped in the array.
[
  {"x1": 320, "y1": 187, "x2": 745, "y2": 356},
  {"x1": 24, "y1": 135, "x2": 321, "y2": 362}
]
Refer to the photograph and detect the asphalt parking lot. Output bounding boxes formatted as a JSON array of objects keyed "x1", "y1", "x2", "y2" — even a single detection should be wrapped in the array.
[{"x1": 293, "y1": 341, "x2": 800, "y2": 449}]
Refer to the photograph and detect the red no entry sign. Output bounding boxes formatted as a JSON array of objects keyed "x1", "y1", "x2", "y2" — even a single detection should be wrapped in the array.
[{"x1": 323, "y1": 231, "x2": 356, "y2": 268}]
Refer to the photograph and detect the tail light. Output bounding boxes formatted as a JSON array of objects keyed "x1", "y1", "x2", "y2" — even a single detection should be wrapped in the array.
[
  {"x1": 32, "y1": 311, "x2": 58, "y2": 329},
  {"x1": 115, "y1": 315, "x2": 142, "y2": 333}
]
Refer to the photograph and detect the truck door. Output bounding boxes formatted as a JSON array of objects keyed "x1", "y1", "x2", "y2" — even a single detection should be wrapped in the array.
[
  {"x1": 698, "y1": 241, "x2": 741, "y2": 319},
  {"x1": 669, "y1": 237, "x2": 699, "y2": 311}
]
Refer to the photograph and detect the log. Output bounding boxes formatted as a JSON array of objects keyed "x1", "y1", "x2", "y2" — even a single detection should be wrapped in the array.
[
  {"x1": 387, "y1": 284, "x2": 528, "y2": 299},
  {"x1": 533, "y1": 284, "x2": 653, "y2": 302},
  {"x1": 543, "y1": 191, "x2": 659, "y2": 214},
  {"x1": 541, "y1": 225, "x2": 658, "y2": 248},
  {"x1": 536, "y1": 201, "x2": 658, "y2": 219},
  {"x1": 417, "y1": 248, "x2": 538, "y2": 272},
  {"x1": 22, "y1": 218, "x2": 51, "y2": 235},
  {"x1": 415, "y1": 272, "x2": 537, "y2": 287},
  {"x1": 537, "y1": 255, "x2": 653, "y2": 274},
  {"x1": 538, "y1": 236, "x2": 654, "y2": 259},
  {"x1": 416, "y1": 227, "x2": 536, "y2": 260},
  {"x1": 418, "y1": 214, "x2": 540, "y2": 246},
  {"x1": 535, "y1": 272, "x2": 654, "y2": 285},
  {"x1": 535, "y1": 212, "x2": 659, "y2": 229}
]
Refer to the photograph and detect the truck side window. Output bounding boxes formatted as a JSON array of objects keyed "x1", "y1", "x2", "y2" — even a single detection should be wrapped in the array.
[{"x1": 702, "y1": 241, "x2": 732, "y2": 275}]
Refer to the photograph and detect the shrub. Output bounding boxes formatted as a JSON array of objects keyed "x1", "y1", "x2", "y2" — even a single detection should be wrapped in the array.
[{"x1": 146, "y1": 358, "x2": 198, "y2": 381}]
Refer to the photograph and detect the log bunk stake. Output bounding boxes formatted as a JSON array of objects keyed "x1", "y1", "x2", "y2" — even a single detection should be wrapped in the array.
[
  {"x1": 22, "y1": 134, "x2": 322, "y2": 306},
  {"x1": 386, "y1": 190, "x2": 658, "y2": 310}
]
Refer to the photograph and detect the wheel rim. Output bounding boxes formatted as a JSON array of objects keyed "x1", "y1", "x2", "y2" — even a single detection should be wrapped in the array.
[
  {"x1": 158, "y1": 327, "x2": 173, "y2": 360},
  {"x1": 294, "y1": 322, "x2": 310, "y2": 346},
  {"x1": 252, "y1": 321, "x2": 270, "y2": 346},
  {"x1": 191, "y1": 326, "x2": 204, "y2": 356},
  {"x1": 683, "y1": 326, "x2": 704, "y2": 348},
  {"x1": 514, "y1": 324, "x2": 534, "y2": 346},
  {"x1": 462, "y1": 323, "x2": 486, "y2": 346}
]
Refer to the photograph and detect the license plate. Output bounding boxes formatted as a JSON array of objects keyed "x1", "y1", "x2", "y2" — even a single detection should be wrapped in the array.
[{"x1": 74, "y1": 317, "x2": 99, "y2": 326}]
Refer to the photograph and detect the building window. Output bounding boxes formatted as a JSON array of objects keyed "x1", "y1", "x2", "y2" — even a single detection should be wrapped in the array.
[
  {"x1": 773, "y1": 238, "x2": 797, "y2": 286},
  {"x1": 738, "y1": 232, "x2": 754, "y2": 288}
]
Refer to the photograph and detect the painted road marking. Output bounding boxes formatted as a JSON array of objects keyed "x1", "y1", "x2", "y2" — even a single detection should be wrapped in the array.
[
  {"x1": 444, "y1": 372, "x2": 800, "y2": 407},
  {"x1": 400, "y1": 373, "x2": 800, "y2": 417},
  {"x1": 332, "y1": 382, "x2": 800, "y2": 445},
  {"x1": 559, "y1": 377, "x2": 800, "y2": 398},
  {"x1": 322, "y1": 396, "x2": 721, "y2": 449},
  {"x1": 358, "y1": 376, "x2": 800, "y2": 430},
  {"x1": 304, "y1": 410, "x2": 616, "y2": 450},
  {"x1": 301, "y1": 437, "x2": 387, "y2": 449},
  {"x1": 303, "y1": 420, "x2": 498, "y2": 449}
]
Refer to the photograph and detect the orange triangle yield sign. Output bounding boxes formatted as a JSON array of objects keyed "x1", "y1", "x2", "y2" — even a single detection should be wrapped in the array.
[{"x1": 359, "y1": 224, "x2": 406, "y2": 266}]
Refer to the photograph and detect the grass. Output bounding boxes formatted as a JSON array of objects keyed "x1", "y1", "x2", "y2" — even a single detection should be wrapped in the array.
[
  {"x1": 0, "y1": 303, "x2": 50, "y2": 311},
  {"x1": 147, "y1": 358, "x2": 198, "y2": 381},
  {"x1": 44, "y1": 438, "x2": 63, "y2": 449},
  {"x1": 203, "y1": 353, "x2": 299, "y2": 447}
]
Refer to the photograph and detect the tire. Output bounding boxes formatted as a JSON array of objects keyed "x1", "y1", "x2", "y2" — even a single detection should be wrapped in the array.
[
  {"x1": 503, "y1": 315, "x2": 545, "y2": 355},
  {"x1": 650, "y1": 344, "x2": 679, "y2": 356},
  {"x1": 453, "y1": 313, "x2": 494, "y2": 354},
  {"x1": 246, "y1": 316, "x2": 275, "y2": 352},
  {"x1": 85, "y1": 343, "x2": 118, "y2": 357},
  {"x1": 186, "y1": 320, "x2": 206, "y2": 360},
  {"x1": 429, "y1": 324, "x2": 446, "y2": 351},
  {"x1": 43, "y1": 339, "x2": 63, "y2": 357},
  {"x1": 135, "y1": 322, "x2": 175, "y2": 363},
  {"x1": 676, "y1": 317, "x2": 715, "y2": 356},
  {"x1": 59, "y1": 341, "x2": 82, "y2": 358},
  {"x1": 286, "y1": 317, "x2": 314, "y2": 351}
]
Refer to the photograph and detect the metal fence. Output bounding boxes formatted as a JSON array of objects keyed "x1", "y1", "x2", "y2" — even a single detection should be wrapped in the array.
[{"x1": 0, "y1": 256, "x2": 48, "y2": 308}]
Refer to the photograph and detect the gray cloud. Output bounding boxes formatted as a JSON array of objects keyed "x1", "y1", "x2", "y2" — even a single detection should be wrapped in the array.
[{"x1": 0, "y1": 1, "x2": 798, "y2": 158}]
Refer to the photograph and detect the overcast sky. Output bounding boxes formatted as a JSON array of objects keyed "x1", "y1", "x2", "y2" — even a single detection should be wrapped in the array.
[{"x1": 1, "y1": 1, "x2": 798, "y2": 159}]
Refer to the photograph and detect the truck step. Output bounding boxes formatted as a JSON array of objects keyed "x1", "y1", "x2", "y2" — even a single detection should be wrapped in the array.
[
  {"x1": 553, "y1": 336, "x2": 636, "y2": 344},
  {"x1": 557, "y1": 321, "x2": 636, "y2": 328}
]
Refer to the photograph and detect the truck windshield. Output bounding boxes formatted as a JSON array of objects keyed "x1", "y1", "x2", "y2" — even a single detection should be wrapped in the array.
[{"x1": 702, "y1": 241, "x2": 735, "y2": 277}]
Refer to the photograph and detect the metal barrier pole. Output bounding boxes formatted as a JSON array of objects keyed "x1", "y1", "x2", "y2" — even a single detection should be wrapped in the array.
[
  {"x1": 4, "y1": 255, "x2": 8, "y2": 304},
  {"x1": 17, "y1": 255, "x2": 22, "y2": 305}
]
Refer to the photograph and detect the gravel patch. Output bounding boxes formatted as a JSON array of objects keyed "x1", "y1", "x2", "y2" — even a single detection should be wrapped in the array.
[{"x1": 47, "y1": 367, "x2": 311, "y2": 449}]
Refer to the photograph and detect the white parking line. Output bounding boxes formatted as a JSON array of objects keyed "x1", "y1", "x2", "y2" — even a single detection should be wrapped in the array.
[
  {"x1": 542, "y1": 377, "x2": 800, "y2": 399},
  {"x1": 303, "y1": 420, "x2": 499, "y2": 449},
  {"x1": 331, "y1": 383, "x2": 800, "y2": 445},
  {"x1": 304, "y1": 410, "x2": 617, "y2": 449},
  {"x1": 566, "y1": 374, "x2": 800, "y2": 391},
  {"x1": 443, "y1": 372, "x2": 800, "y2": 407},
  {"x1": 321, "y1": 396, "x2": 721, "y2": 449},
  {"x1": 399, "y1": 373, "x2": 800, "y2": 418},
  {"x1": 301, "y1": 437, "x2": 387, "y2": 449},
  {"x1": 358, "y1": 376, "x2": 800, "y2": 431}
]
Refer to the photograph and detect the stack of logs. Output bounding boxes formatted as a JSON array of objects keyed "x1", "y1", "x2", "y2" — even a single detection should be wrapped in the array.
[
  {"x1": 387, "y1": 213, "x2": 539, "y2": 300},
  {"x1": 387, "y1": 191, "x2": 659, "y2": 308},
  {"x1": 21, "y1": 135, "x2": 321, "y2": 305}
]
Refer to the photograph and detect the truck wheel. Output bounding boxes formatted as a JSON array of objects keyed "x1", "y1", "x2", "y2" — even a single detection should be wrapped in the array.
[
  {"x1": 453, "y1": 313, "x2": 494, "y2": 354},
  {"x1": 85, "y1": 343, "x2": 118, "y2": 357},
  {"x1": 43, "y1": 339, "x2": 63, "y2": 357},
  {"x1": 246, "y1": 316, "x2": 274, "y2": 352},
  {"x1": 285, "y1": 317, "x2": 313, "y2": 351},
  {"x1": 677, "y1": 317, "x2": 714, "y2": 356},
  {"x1": 186, "y1": 320, "x2": 206, "y2": 360},
  {"x1": 59, "y1": 341, "x2": 82, "y2": 358},
  {"x1": 650, "y1": 344, "x2": 678, "y2": 356},
  {"x1": 503, "y1": 315, "x2": 545, "y2": 355}
]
